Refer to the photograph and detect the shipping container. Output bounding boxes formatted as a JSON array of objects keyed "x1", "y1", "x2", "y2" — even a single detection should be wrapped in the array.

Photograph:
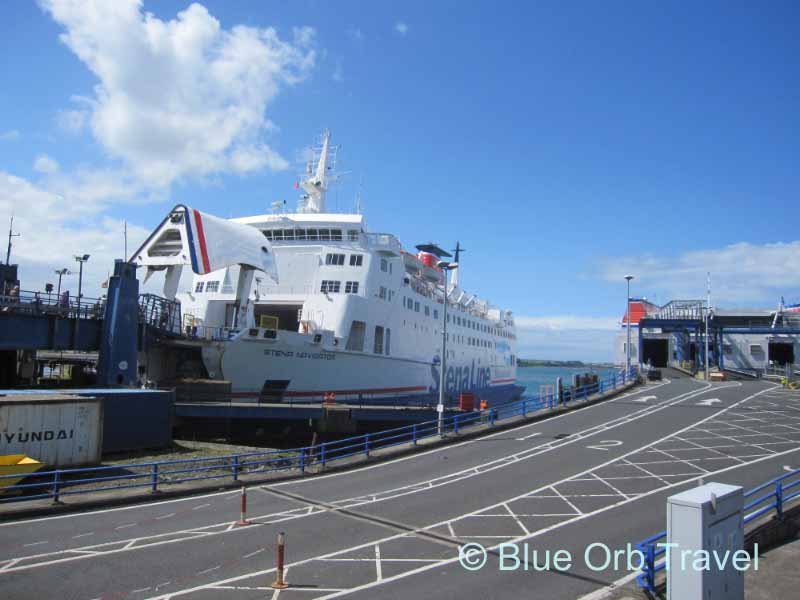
[
  {"x1": 0, "y1": 388, "x2": 173, "y2": 454},
  {"x1": 0, "y1": 394, "x2": 103, "y2": 467}
]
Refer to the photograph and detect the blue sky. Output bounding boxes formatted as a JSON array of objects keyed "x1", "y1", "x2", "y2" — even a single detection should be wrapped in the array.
[{"x1": 1, "y1": 1, "x2": 798, "y2": 361}]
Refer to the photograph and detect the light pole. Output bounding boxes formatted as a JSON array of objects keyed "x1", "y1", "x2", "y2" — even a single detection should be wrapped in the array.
[
  {"x1": 73, "y1": 255, "x2": 90, "y2": 349},
  {"x1": 74, "y1": 255, "x2": 90, "y2": 314},
  {"x1": 437, "y1": 260, "x2": 458, "y2": 436},
  {"x1": 705, "y1": 271, "x2": 711, "y2": 380},
  {"x1": 54, "y1": 268, "x2": 70, "y2": 298},
  {"x1": 625, "y1": 275, "x2": 634, "y2": 375}
]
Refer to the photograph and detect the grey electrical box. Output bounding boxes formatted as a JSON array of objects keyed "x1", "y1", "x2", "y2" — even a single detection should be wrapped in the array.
[{"x1": 667, "y1": 482, "x2": 744, "y2": 600}]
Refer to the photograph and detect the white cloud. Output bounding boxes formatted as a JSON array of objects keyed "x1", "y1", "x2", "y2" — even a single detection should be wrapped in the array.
[
  {"x1": 56, "y1": 106, "x2": 90, "y2": 134},
  {"x1": 33, "y1": 154, "x2": 60, "y2": 174},
  {"x1": 394, "y1": 21, "x2": 408, "y2": 35},
  {"x1": 515, "y1": 315, "x2": 620, "y2": 331},
  {"x1": 514, "y1": 314, "x2": 619, "y2": 363},
  {"x1": 40, "y1": 0, "x2": 316, "y2": 187},
  {"x1": 0, "y1": 171, "x2": 151, "y2": 296},
  {"x1": 601, "y1": 241, "x2": 800, "y2": 305}
]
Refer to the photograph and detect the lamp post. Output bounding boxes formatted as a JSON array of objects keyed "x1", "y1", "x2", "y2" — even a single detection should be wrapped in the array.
[
  {"x1": 54, "y1": 268, "x2": 70, "y2": 298},
  {"x1": 705, "y1": 271, "x2": 711, "y2": 380},
  {"x1": 437, "y1": 260, "x2": 458, "y2": 436},
  {"x1": 73, "y1": 255, "x2": 90, "y2": 346},
  {"x1": 74, "y1": 254, "x2": 90, "y2": 314},
  {"x1": 625, "y1": 275, "x2": 634, "y2": 375}
]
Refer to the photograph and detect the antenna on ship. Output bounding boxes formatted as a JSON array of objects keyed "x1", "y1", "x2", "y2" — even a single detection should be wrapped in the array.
[
  {"x1": 297, "y1": 129, "x2": 340, "y2": 214},
  {"x1": 5, "y1": 214, "x2": 20, "y2": 265},
  {"x1": 451, "y1": 241, "x2": 465, "y2": 288},
  {"x1": 355, "y1": 174, "x2": 364, "y2": 215}
]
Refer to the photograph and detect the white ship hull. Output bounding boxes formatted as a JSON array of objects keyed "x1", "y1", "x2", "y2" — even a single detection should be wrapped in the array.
[{"x1": 202, "y1": 327, "x2": 519, "y2": 406}]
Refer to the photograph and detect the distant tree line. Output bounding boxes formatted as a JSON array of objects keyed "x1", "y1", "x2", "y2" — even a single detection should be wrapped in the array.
[{"x1": 518, "y1": 359, "x2": 615, "y2": 368}]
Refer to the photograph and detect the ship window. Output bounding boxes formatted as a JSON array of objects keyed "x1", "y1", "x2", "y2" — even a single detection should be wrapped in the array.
[
  {"x1": 414, "y1": 301, "x2": 420, "y2": 312},
  {"x1": 380, "y1": 258, "x2": 388, "y2": 272},
  {"x1": 346, "y1": 320, "x2": 366, "y2": 351},
  {"x1": 331, "y1": 229, "x2": 343, "y2": 241},
  {"x1": 424, "y1": 306, "x2": 430, "y2": 316},
  {"x1": 205, "y1": 281, "x2": 220, "y2": 293},
  {"x1": 750, "y1": 344, "x2": 764, "y2": 356},
  {"x1": 273, "y1": 230, "x2": 284, "y2": 241},
  {"x1": 723, "y1": 344, "x2": 733, "y2": 356},
  {"x1": 434, "y1": 309, "x2": 439, "y2": 319},
  {"x1": 389, "y1": 290, "x2": 394, "y2": 301},
  {"x1": 294, "y1": 229, "x2": 306, "y2": 240},
  {"x1": 326, "y1": 253, "x2": 345, "y2": 266},
  {"x1": 348, "y1": 229, "x2": 359, "y2": 241},
  {"x1": 263, "y1": 230, "x2": 273, "y2": 240},
  {"x1": 350, "y1": 254, "x2": 363, "y2": 266},
  {"x1": 374, "y1": 326, "x2": 384, "y2": 354},
  {"x1": 319, "y1": 228, "x2": 331, "y2": 241},
  {"x1": 379, "y1": 286, "x2": 387, "y2": 300},
  {"x1": 306, "y1": 228, "x2": 318, "y2": 240},
  {"x1": 283, "y1": 229, "x2": 295, "y2": 240},
  {"x1": 195, "y1": 282, "x2": 204, "y2": 293},
  {"x1": 385, "y1": 328, "x2": 391, "y2": 356},
  {"x1": 345, "y1": 281, "x2": 360, "y2": 294},
  {"x1": 320, "y1": 280, "x2": 341, "y2": 293}
]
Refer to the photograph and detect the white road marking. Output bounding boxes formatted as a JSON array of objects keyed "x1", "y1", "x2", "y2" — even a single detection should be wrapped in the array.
[
  {"x1": 22, "y1": 541, "x2": 48, "y2": 547},
  {"x1": 154, "y1": 513, "x2": 175, "y2": 520},
  {"x1": 374, "y1": 545, "x2": 383, "y2": 581},
  {"x1": 631, "y1": 395, "x2": 657, "y2": 404},
  {"x1": 516, "y1": 432, "x2": 541, "y2": 441},
  {"x1": 197, "y1": 565, "x2": 221, "y2": 575},
  {"x1": 503, "y1": 502, "x2": 530, "y2": 535},
  {"x1": 72, "y1": 532, "x2": 94, "y2": 539},
  {"x1": 115, "y1": 523, "x2": 136, "y2": 530},
  {"x1": 697, "y1": 398, "x2": 721, "y2": 406},
  {"x1": 243, "y1": 548, "x2": 265, "y2": 559},
  {"x1": 586, "y1": 440, "x2": 623, "y2": 451},
  {"x1": 192, "y1": 504, "x2": 211, "y2": 511}
]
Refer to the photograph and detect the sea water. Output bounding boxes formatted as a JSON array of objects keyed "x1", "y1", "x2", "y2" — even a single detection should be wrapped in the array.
[{"x1": 517, "y1": 366, "x2": 616, "y2": 396}]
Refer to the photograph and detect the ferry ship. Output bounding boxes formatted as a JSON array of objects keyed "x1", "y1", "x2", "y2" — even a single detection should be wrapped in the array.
[{"x1": 142, "y1": 131, "x2": 520, "y2": 406}]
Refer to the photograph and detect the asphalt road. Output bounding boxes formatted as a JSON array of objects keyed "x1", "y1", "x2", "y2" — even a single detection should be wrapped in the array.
[{"x1": 2, "y1": 372, "x2": 798, "y2": 600}]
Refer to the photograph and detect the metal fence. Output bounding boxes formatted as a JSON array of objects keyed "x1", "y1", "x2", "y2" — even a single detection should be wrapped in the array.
[
  {"x1": 0, "y1": 367, "x2": 637, "y2": 505},
  {"x1": 0, "y1": 289, "x2": 104, "y2": 319},
  {"x1": 636, "y1": 467, "x2": 800, "y2": 592}
]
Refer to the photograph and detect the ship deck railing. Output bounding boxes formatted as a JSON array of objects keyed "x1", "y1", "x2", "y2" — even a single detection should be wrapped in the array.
[{"x1": 0, "y1": 367, "x2": 638, "y2": 505}]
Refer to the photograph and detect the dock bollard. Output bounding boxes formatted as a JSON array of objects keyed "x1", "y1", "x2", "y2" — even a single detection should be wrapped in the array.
[
  {"x1": 236, "y1": 486, "x2": 250, "y2": 526},
  {"x1": 271, "y1": 532, "x2": 289, "y2": 589}
]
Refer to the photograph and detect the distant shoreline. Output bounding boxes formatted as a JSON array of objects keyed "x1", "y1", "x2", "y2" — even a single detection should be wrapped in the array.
[{"x1": 518, "y1": 359, "x2": 615, "y2": 369}]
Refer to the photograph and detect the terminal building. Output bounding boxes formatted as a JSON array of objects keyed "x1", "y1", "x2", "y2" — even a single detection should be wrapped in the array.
[{"x1": 615, "y1": 298, "x2": 800, "y2": 376}]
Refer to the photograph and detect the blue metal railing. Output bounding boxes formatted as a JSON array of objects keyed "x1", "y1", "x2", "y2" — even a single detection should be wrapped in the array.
[
  {"x1": 0, "y1": 367, "x2": 637, "y2": 505},
  {"x1": 636, "y1": 467, "x2": 800, "y2": 592}
]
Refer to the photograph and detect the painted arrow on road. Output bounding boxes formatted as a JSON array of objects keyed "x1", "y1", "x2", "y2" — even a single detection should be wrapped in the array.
[
  {"x1": 631, "y1": 395, "x2": 657, "y2": 404},
  {"x1": 696, "y1": 398, "x2": 721, "y2": 407}
]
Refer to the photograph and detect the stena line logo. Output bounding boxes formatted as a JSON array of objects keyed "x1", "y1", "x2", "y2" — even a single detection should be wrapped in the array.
[
  {"x1": 2, "y1": 429, "x2": 75, "y2": 444},
  {"x1": 431, "y1": 360, "x2": 491, "y2": 394}
]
